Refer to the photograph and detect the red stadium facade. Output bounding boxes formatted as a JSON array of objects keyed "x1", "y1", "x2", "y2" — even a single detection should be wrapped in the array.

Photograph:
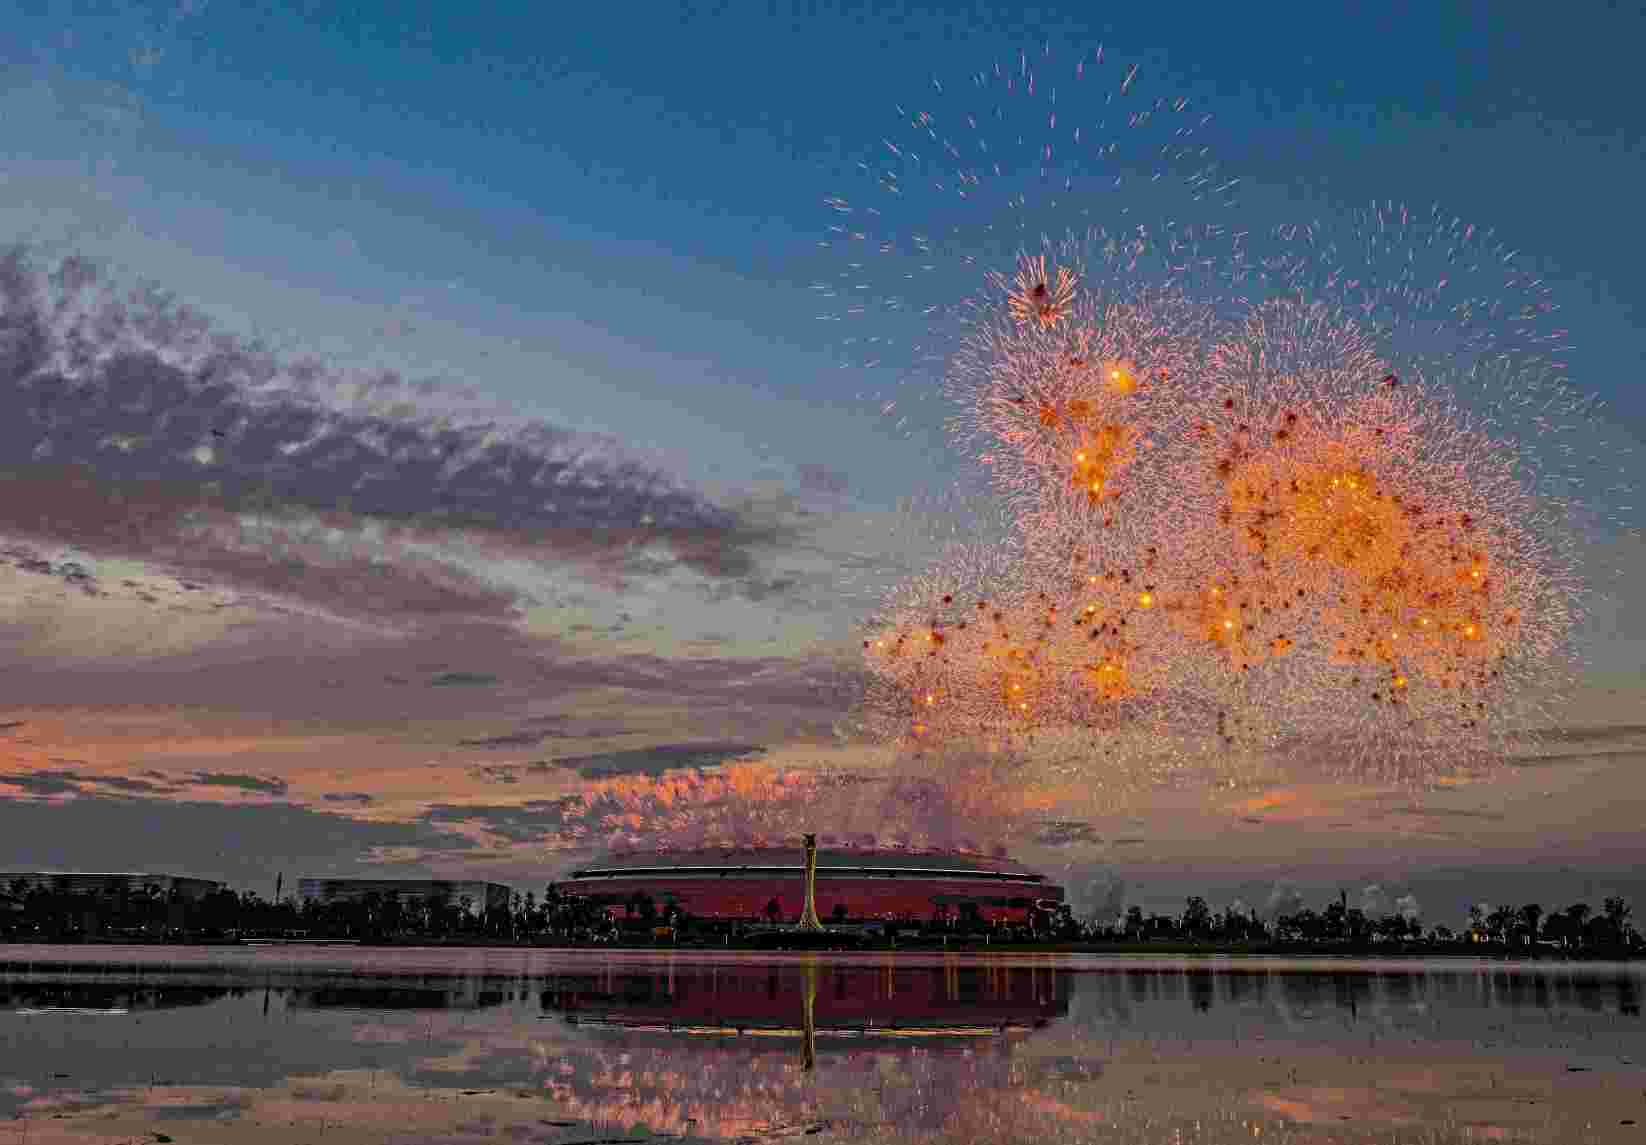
[{"x1": 563, "y1": 847, "x2": 1065, "y2": 925}]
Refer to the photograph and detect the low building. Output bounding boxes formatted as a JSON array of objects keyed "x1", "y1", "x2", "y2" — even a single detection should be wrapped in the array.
[
  {"x1": 0, "y1": 872, "x2": 222, "y2": 901},
  {"x1": 563, "y1": 846, "x2": 1065, "y2": 924},
  {"x1": 296, "y1": 878, "x2": 511, "y2": 914}
]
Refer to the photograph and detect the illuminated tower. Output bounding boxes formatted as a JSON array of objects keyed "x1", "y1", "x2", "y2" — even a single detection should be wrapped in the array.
[{"x1": 796, "y1": 833, "x2": 825, "y2": 932}]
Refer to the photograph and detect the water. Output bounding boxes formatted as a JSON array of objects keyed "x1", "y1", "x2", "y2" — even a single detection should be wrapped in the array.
[{"x1": 1, "y1": 947, "x2": 1643, "y2": 1143}]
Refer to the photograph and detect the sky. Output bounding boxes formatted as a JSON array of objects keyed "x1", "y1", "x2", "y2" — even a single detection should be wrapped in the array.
[{"x1": 1, "y1": 0, "x2": 1643, "y2": 924}]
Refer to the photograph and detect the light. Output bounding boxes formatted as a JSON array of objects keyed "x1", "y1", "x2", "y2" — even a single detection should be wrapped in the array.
[
  {"x1": 1137, "y1": 592, "x2": 1154, "y2": 609},
  {"x1": 1223, "y1": 619, "x2": 1235, "y2": 630},
  {"x1": 1075, "y1": 452, "x2": 1087, "y2": 463}
]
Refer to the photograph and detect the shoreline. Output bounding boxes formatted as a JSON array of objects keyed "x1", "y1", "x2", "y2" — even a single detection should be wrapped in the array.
[{"x1": 2, "y1": 936, "x2": 1638, "y2": 960}]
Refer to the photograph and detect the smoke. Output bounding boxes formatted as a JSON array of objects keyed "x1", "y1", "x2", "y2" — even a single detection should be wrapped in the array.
[
  {"x1": 1394, "y1": 892, "x2": 1422, "y2": 922},
  {"x1": 548, "y1": 745, "x2": 1062, "y2": 859},
  {"x1": 1264, "y1": 881, "x2": 1306, "y2": 920},
  {"x1": 1063, "y1": 871, "x2": 1127, "y2": 924}
]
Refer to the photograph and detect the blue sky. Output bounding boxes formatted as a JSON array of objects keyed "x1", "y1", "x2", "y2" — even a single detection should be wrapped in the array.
[{"x1": 1, "y1": 1, "x2": 1643, "y2": 912}]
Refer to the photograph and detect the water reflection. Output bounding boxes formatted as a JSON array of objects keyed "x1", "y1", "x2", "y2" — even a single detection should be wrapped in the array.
[{"x1": 1, "y1": 950, "x2": 1643, "y2": 1143}]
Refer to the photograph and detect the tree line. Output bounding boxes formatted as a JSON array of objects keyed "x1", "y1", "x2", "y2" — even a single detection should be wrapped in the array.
[
  {"x1": 2, "y1": 877, "x2": 1639, "y2": 953},
  {"x1": 1073, "y1": 893, "x2": 1639, "y2": 953}
]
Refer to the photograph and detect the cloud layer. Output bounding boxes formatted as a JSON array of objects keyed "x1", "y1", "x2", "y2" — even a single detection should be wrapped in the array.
[{"x1": 0, "y1": 244, "x2": 779, "y2": 626}]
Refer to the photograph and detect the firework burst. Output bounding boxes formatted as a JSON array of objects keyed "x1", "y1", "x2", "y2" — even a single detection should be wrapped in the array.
[{"x1": 847, "y1": 226, "x2": 1604, "y2": 790}]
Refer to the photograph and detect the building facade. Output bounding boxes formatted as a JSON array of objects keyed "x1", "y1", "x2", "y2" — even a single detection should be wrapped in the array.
[
  {"x1": 0, "y1": 872, "x2": 222, "y2": 900},
  {"x1": 561, "y1": 847, "x2": 1064, "y2": 924},
  {"x1": 296, "y1": 878, "x2": 511, "y2": 913}
]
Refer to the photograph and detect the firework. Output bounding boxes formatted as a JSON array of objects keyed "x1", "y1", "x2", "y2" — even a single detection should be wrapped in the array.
[{"x1": 847, "y1": 216, "x2": 1604, "y2": 789}]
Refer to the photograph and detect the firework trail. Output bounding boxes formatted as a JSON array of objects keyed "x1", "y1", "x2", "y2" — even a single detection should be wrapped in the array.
[{"x1": 813, "y1": 39, "x2": 1236, "y2": 444}]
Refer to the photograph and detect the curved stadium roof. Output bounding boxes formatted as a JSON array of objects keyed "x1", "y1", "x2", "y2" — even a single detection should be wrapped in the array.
[{"x1": 570, "y1": 847, "x2": 1048, "y2": 883}]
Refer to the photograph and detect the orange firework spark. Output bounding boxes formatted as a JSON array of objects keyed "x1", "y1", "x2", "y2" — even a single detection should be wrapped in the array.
[{"x1": 1005, "y1": 254, "x2": 1078, "y2": 329}]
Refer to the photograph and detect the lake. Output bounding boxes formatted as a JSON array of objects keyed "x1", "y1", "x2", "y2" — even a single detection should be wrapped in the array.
[{"x1": 2, "y1": 946, "x2": 1643, "y2": 1143}]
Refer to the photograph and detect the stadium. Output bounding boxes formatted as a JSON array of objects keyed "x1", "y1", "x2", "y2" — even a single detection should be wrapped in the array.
[{"x1": 562, "y1": 846, "x2": 1064, "y2": 925}]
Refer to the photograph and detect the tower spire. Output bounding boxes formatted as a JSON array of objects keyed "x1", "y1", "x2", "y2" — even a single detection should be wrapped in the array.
[{"x1": 796, "y1": 833, "x2": 825, "y2": 932}]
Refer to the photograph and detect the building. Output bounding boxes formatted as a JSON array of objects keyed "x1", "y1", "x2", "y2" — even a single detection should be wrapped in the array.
[
  {"x1": 296, "y1": 878, "x2": 511, "y2": 914},
  {"x1": 561, "y1": 846, "x2": 1064, "y2": 924},
  {"x1": 0, "y1": 872, "x2": 223, "y2": 901}
]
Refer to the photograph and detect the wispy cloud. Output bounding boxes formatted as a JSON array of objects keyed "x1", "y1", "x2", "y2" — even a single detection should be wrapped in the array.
[
  {"x1": 189, "y1": 771, "x2": 288, "y2": 795},
  {"x1": 538, "y1": 742, "x2": 765, "y2": 780},
  {"x1": 0, "y1": 244, "x2": 786, "y2": 630}
]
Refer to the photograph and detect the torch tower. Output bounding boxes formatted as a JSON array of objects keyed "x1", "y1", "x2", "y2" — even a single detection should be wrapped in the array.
[{"x1": 795, "y1": 833, "x2": 825, "y2": 932}]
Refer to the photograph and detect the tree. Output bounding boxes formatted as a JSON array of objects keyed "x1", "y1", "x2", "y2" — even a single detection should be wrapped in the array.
[
  {"x1": 1564, "y1": 902, "x2": 1592, "y2": 948},
  {"x1": 1375, "y1": 914, "x2": 1409, "y2": 944},
  {"x1": 1181, "y1": 896, "x2": 1212, "y2": 939},
  {"x1": 1604, "y1": 897, "x2": 1632, "y2": 945},
  {"x1": 831, "y1": 903, "x2": 849, "y2": 924},
  {"x1": 1323, "y1": 901, "x2": 1348, "y2": 943},
  {"x1": 1123, "y1": 905, "x2": 1144, "y2": 941},
  {"x1": 764, "y1": 897, "x2": 782, "y2": 925},
  {"x1": 1517, "y1": 903, "x2": 1543, "y2": 946}
]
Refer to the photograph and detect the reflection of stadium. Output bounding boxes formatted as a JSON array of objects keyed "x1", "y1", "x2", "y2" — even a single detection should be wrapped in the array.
[
  {"x1": 542, "y1": 961, "x2": 1070, "y2": 1040},
  {"x1": 564, "y1": 847, "x2": 1065, "y2": 924}
]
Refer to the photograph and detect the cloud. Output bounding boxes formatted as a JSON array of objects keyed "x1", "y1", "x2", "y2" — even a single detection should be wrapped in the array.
[
  {"x1": 1035, "y1": 820, "x2": 1104, "y2": 847},
  {"x1": 458, "y1": 729, "x2": 549, "y2": 748},
  {"x1": 0, "y1": 244, "x2": 782, "y2": 626},
  {"x1": 0, "y1": 767, "x2": 182, "y2": 798},
  {"x1": 189, "y1": 771, "x2": 288, "y2": 795},
  {"x1": 795, "y1": 463, "x2": 849, "y2": 497},
  {"x1": 1, "y1": 547, "x2": 100, "y2": 595},
  {"x1": 538, "y1": 742, "x2": 765, "y2": 779},
  {"x1": 0, "y1": 795, "x2": 475, "y2": 884},
  {"x1": 0, "y1": 771, "x2": 81, "y2": 796},
  {"x1": 421, "y1": 799, "x2": 580, "y2": 847},
  {"x1": 429, "y1": 672, "x2": 499, "y2": 687}
]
